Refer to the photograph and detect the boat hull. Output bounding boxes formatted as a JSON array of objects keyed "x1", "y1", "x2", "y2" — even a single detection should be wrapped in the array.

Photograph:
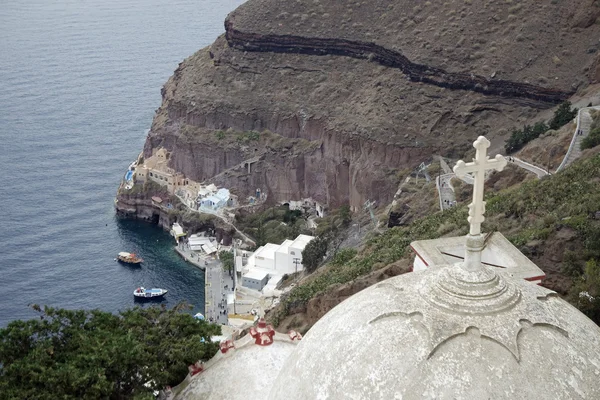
[
  {"x1": 133, "y1": 288, "x2": 168, "y2": 300},
  {"x1": 118, "y1": 258, "x2": 142, "y2": 265}
]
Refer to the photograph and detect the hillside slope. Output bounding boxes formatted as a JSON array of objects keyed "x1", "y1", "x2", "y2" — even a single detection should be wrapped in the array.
[
  {"x1": 143, "y1": 0, "x2": 600, "y2": 210},
  {"x1": 270, "y1": 152, "x2": 600, "y2": 332}
]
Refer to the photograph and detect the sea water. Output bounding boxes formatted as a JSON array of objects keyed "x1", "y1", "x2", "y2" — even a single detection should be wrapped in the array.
[{"x1": 0, "y1": 0, "x2": 246, "y2": 327}]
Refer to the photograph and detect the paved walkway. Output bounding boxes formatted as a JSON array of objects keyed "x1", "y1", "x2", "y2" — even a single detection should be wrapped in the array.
[
  {"x1": 175, "y1": 243, "x2": 211, "y2": 269},
  {"x1": 557, "y1": 106, "x2": 600, "y2": 171},
  {"x1": 434, "y1": 153, "x2": 548, "y2": 211},
  {"x1": 508, "y1": 157, "x2": 549, "y2": 178},
  {"x1": 205, "y1": 259, "x2": 234, "y2": 325},
  {"x1": 175, "y1": 242, "x2": 234, "y2": 325},
  {"x1": 436, "y1": 173, "x2": 456, "y2": 211},
  {"x1": 174, "y1": 193, "x2": 256, "y2": 247}
]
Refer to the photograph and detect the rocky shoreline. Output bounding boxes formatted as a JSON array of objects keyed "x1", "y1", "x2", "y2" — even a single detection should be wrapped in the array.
[{"x1": 114, "y1": 189, "x2": 238, "y2": 244}]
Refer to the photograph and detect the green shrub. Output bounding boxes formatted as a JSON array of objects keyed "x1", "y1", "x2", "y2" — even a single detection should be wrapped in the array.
[
  {"x1": 581, "y1": 127, "x2": 600, "y2": 150},
  {"x1": 549, "y1": 101, "x2": 578, "y2": 130},
  {"x1": 504, "y1": 101, "x2": 577, "y2": 153},
  {"x1": 0, "y1": 304, "x2": 221, "y2": 399},
  {"x1": 505, "y1": 121, "x2": 549, "y2": 153},
  {"x1": 302, "y1": 236, "x2": 329, "y2": 273}
]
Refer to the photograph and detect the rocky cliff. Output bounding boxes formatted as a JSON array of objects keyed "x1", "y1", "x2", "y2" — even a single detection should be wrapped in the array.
[{"x1": 143, "y1": 0, "x2": 600, "y2": 210}]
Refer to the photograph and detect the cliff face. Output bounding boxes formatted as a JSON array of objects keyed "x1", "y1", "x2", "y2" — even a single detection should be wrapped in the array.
[{"x1": 143, "y1": 0, "x2": 600, "y2": 210}]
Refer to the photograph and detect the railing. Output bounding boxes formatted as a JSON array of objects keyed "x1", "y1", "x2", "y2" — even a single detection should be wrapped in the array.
[
  {"x1": 435, "y1": 175, "x2": 443, "y2": 211},
  {"x1": 512, "y1": 157, "x2": 549, "y2": 177},
  {"x1": 556, "y1": 106, "x2": 600, "y2": 172}
]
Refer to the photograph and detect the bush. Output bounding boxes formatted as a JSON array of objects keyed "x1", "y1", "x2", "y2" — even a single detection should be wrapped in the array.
[
  {"x1": 0, "y1": 304, "x2": 221, "y2": 399},
  {"x1": 504, "y1": 101, "x2": 577, "y2": 153},
  {"x1": 561, "y1": 250, "x2": 583, "y2": 277},
  {"x1": 215, "y1": 130, "x2": 225, "y2": 140},
  {"x1": 570, "y1": 259, "x2": 600, "y2": 322},
  {"x1": 581, "y1": 127, "x2": 600, "y2": 150},
  {"x1": 339, "y1": 205, "x2": 351, "y2": 226},
  {"x1": 302, "y1": 236, "x2": 329, "y2": 272},
  {"x1": 549, "y1": 101, "x2": 578, "y2": 130},
  {"x1": 505, "y1": 121, "x2": 549, "y2": 153}
]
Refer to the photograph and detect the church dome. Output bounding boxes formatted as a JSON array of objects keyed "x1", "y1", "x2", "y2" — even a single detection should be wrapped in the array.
[
  {"x1": 173, "y1": 319, "x2": 301, "y2": 400},
  {"x1": 268, "y1": 263, "x2": 600, "y2": 399}
]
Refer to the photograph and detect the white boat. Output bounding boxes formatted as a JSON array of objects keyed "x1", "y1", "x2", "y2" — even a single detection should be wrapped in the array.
[
  {"x1": 133, "y1": 287, "x2": 168, "y2": 299},
  {"x1": 118, "y1": 252, "x2": 143, "y2": 264}
]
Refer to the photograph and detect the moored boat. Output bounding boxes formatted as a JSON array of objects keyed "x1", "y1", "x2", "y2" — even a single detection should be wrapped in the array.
[
  {"x1": 133, "y1": 287, "x2": 168, "y2": 299},
  {"x1": 118, "y1": 252, "x2": 143, "y2": 264}
]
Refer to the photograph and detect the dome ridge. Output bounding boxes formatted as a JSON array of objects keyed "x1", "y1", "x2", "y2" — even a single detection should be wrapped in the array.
[{"x1": 368, "y1": 267, "x2": 569, "y2": 361}]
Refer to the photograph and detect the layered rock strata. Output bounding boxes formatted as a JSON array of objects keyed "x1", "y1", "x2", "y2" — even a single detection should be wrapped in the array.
[
  {"x1": 141, "y1": 0, "x2": 600, "y2": 210},
  {"x1": 225, "y1": 20, "x2": 570, "y2": 103}
]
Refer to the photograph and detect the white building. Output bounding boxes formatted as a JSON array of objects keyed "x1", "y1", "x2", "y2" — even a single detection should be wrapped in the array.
[
  {"x1": 241, "y1": 234, "x2": 315, "y2": 291},
  {"x1": 285, "y1": 198, "x2": 327, "y2": 218},
  {"x1": 198, "y1": 187, "x2": 231, "y2": 212},
  {"x1": 242, "y1": 269, "x2": 270, "y2": 291},
  {"x1": 188, "y1": 234, "x2": 218, "y2": 255}
]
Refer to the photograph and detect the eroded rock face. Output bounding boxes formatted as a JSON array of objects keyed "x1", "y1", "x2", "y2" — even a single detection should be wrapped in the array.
[{"x1": 142, "y1": 0, "x2": 600, "y2": 209}]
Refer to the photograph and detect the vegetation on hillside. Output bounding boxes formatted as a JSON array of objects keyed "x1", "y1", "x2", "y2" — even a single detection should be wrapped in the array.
[
  {"x1": 302, "y1": 235, "x2": 329, "y2": 273},
  {"x1": 235, "y1": 206, "x2": 310, "y2": 248},
  {"x1": 0, "y1": 304, "x2": 220, "y2": 400},
  {"x1": 270, "y1": 154, "x2": 600, "y2": 327},
  {"x1": 581, "y1": 111, "x2": 600, "y2": 151},
  {"x1": 505, "y1": 101, "x2": 577, "y2": 153}
]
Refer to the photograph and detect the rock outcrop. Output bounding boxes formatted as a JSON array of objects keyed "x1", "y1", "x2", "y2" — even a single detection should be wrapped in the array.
[{"x1": 141, "y1": 0, "x2": 600, "y2": 210}]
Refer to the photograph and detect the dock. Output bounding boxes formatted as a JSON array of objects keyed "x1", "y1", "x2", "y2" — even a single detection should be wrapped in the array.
[{"x1": 174, "y1": 242, "x2": 234, "y2": 325}]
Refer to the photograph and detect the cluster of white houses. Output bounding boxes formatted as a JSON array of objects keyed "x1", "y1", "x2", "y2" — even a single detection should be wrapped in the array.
[{"x1": 239, "y1": 234, "x2": 315, "y2": 292}]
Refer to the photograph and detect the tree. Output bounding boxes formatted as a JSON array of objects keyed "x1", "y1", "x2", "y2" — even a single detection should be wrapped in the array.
[
  {"x1": 254, "y1": 218, "x2": 267, "y2": 247},
  {"x1": 504, "y1": 121, "x2": 549, "y2": 154},
  {"x1": 302, "y1": 236, "x2": 329, "y2": 273},
  {"x1": 549, "y1": 101, "x2": 577, "y2": 130},
  {"x1": 0, "y1": 304, "x2": 221, "y2": 399},
  {"x1": 219, "y1": 250, "x2": 234, "y2": 276},
  {"x1": 339, "y1": 205, "x2": 351, "y2": 226}
]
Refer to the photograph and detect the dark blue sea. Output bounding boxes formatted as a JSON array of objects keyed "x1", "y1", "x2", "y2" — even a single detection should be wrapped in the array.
[{"x1": 0, "y1": 0, "x2": 246, "y2": 327}]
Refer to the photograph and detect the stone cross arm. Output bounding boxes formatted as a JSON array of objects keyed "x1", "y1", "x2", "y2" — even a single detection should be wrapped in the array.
[
  {"x1": 453, "y1": 136, "x2": 507, "y2": 238},
  {"x1": 453, "y1": 154, "x2": 507, "y2": 176}
]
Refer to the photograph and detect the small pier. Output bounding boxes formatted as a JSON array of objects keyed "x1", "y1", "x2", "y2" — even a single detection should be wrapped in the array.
[{"x1": 174, "y1": 242, "x2": 233, "y2": 325}]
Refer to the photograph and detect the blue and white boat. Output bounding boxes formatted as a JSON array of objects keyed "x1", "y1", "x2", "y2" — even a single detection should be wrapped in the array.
[{"x1": 133, "y1": 287, "x2": 168, "y2": 299}]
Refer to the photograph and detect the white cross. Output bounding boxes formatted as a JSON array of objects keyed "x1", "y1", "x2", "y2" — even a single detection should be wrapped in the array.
[{"x1": 453, "y1": 136, "x2": 507, "y2": 236}]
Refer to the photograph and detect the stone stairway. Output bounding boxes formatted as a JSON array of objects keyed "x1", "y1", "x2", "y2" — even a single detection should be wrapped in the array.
[
  {"x1": 209, "y1": 155, "x2": 262, "y2": 182},
  {"x1": 564, "y1": 109, "x2": 591, "y2": 167},
  {"x1": 557, "y1": 106, "x2": 600, "y2": 172},
  {"x1": 435, "y1": 173, "x2": 457, "y2": 211}
]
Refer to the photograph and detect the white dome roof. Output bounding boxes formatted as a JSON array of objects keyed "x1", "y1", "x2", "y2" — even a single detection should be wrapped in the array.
[
  {"x1": 269, "y1": 264, "x2": 600, "y2": 400},
  {"x1": 173, "y1": 320, "x2": 301, "y2": 400}
]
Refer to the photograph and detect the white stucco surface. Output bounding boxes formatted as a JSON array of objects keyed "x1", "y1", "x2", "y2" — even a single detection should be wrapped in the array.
[
  {"x1": 174, "y1": 334, "x2": 298, "y2": 400},
  {"x1": 269, "y1": 264, "x2": 600, "y2": 400},
  {"x1": 411, "y1": 232, "x2": 545, "y2": 283}
]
